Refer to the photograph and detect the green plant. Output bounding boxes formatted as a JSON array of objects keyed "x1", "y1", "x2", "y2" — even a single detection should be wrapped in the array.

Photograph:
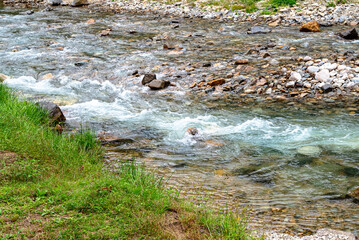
[
  {"x1": 270, "y1": 0, "x2": 296, "y2": 7},
  {"x1": 327, "y1": 1, "x2": 336, "y2": 7}
]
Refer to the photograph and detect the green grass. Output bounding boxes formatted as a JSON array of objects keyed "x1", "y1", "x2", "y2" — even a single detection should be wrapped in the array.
[{"x1": 0, "y1": 84, "x2": 257, "y2": 239}]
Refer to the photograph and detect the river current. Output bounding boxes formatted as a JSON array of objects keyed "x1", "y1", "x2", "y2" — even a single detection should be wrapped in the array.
[{"x1": 0, "y1": 5, "x2": 358, "y2": 235}]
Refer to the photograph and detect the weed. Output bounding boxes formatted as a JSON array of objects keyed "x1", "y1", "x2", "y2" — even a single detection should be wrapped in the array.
[{"x1": 270, "y1": 0, "x2": 296, "y2": 7}]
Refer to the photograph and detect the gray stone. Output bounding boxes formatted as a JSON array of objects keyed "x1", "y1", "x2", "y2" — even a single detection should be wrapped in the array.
[
  {"x1": 148, "y1": 80, "x2": 170, "y2": 90},
  {"x1": 36, "y1": 101, "x2": 66, "y2": 124},
  {"x1": 247, "y1": 26, "x2": 271, "y2": 34},
  {"x1": 71, "y1": 0, "x2": 87, "y2": 7},
  {"x1": 307, "y1": 66, "x2": 319, "y2": 73},
  {"x1": 337, "y1": 28, "x2": 359, "y2": 40},
  {"x1": 289, "y1": 71, "x2": 302, "y2": 81},
  {"x1": 315, "y1": 69, "x2": 330, "y2": 82},
  {"x1": 297, "y1": 145, "x2": 322, "y2": 157},
  {"x1": 48, "y1": 0, "x2": 62, "y2": 6}
]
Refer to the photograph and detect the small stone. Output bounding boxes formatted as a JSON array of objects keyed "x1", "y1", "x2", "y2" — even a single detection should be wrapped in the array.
[
  {"x1": 300, "y1": 21, "x2": 320, "y2": 32},
  {"x1": 348, "y1": 187, "x2": 359, "y2": 201},
  {"x1": 322, "y1": 83, "x2": 333, "y2": 93},
  {"x1": 247, "y1": 26, "x2": 271, "y2": 34},
  {"x1": 71, "y1": 0, "x2": 87, "y2": 7},
  {"x1": 48, "y1": 0, "x2": 62, "y2": 6},
  {"x1": 315, "y1": 69, "x2": 330, "y2": 82},
  {"x1": 234, "y1": 59, "x2": 249, "y2": 65},
  {"x1": 207, "y1": 78, "x2": 225, "y2": 86},
  {"x1": 286, "y1": 81, "x2": 295, "y2": 88},
  {"x1": 186, "y1": 127, "x2": 198, "y2": 136},
  {"x1": 86, "y1": 19, "x2": 95, "y2": 24},
  {"x1": 307, "y1": 66, "x2": 319, "y2": 73},
  {"x1": 142, "y1": 73, "x2": 156, "y2": 85},
  {"x1": 289, "y1": 71, "x2": 302, "y2": 81},
  {"x1": 42, "y1": 73, "x2": 54, "y2": 80}
]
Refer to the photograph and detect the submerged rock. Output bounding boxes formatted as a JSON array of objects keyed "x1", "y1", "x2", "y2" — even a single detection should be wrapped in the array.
[
  {"x1": 48, "y1": 0, "x2": 62, "y2": 6},
  {"x1": 300, "y1": 20, "x2": 320, "y2": 32},
  {"x1": 186, "y1": 127, "x2": 198, "y2": 136},
  {"x1": 36, "y1": 101, "x2": 66, "y2": 124},
  {"x1": 247, "y1": 26, "x2": 271, "y2": 34},
  {"x1": 337, "y1": 28, "x2": 359, "y2": 40},
  {"x1": 297, "y1": 145, "x2": 322, "y2": 157}
]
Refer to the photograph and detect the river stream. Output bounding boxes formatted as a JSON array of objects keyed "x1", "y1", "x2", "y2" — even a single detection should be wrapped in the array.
[{"x1": 0, "y1": 5, "x2": 358, "y2": 236}]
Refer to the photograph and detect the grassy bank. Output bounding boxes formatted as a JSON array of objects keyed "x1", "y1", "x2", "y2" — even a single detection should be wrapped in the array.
[{"x1": 0, "y1": 84, "x2": 256, "y2": 239}]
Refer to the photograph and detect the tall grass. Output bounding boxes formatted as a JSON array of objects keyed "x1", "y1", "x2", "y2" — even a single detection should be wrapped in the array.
[{"x1": 0, "y1": 83, "x2": 256, "y2": 239}]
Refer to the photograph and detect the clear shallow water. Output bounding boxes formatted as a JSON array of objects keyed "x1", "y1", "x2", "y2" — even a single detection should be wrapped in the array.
[{"x1": 0, "y1": 6, "x2": 358, "y2": 235}]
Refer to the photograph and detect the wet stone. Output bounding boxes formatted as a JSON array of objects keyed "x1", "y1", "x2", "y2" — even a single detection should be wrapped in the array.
[
  {"x1": 300, "y1": 20, "x2": 321, "y2": 32},
  {"x1": 337, "y1": 28, "x2": 359, "y2": 40},
  {"x1": 247, "y1": 26, "x2": 271, "y2": 34},
  {"x1": 142, "y1": 73, "x2": 156, "y2": 85}
]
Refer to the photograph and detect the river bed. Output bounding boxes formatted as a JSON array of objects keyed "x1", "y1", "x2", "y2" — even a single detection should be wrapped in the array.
[{"x1": 0, "y1": 5, "x2": 358, "y2": 236}]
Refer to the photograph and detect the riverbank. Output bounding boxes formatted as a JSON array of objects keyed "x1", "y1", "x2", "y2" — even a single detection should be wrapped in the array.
[{"x1": 0, "y1": 84, "x2": 255, "y2": 239}]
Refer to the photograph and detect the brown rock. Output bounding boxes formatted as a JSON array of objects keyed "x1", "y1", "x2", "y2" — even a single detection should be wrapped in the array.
[
  {"x1": 300, "y1": 21, "x2": 320, "y2": 32},
  {"x1": 148, "y1": 80, "x2": 170, "y2": 90},
  {"x1": 234, "y1": 59, "x2": 249, "y2": 65},
  {"x1": 36, "y1": 102, "x2": 66, "y2": 124},
  {"x1": 142, "y1": 73, "x2": 156, "y2": 85},
  {"x1": 348, "y1": 187, "x2": 359, "y2": 201},
  {"x1": 55, "y1": 124, "x2": 63, "y2": 134},
  {"x1": 207, "y1": 78, "x2": 225, "y2": 86},
  {"x1": 86, "y1": 19, "x2": 95, "y2": 24},
  {"x1": 100, "y1": 29, "x2": 112, "y2": 36}
]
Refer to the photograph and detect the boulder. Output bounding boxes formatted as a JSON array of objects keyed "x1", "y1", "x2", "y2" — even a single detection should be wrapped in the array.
[
  {"x1": 36, "y1": 101, "x2": 66, "y2": 124},
  {"x1": 247, "y1": 26, "x2": 271, "y2": 34},
  {"x1": 0, "y1": 73, "x2": 9, "y2": 82},
  {"x1": 142, "y1": 73, "x2": 156, "y2": 85},
  {"x1": 337, "y1": 28, "x2": 359, "y2": 40},
  {"x1": 300, "y1": 20, "x2": 321, "y2": 32},
  {"x1": 71, "y1": 0, "x2": 87, "y2": 7},
  {"x1": 147, "y1": 80, "x2": 170, "y2": 90}
]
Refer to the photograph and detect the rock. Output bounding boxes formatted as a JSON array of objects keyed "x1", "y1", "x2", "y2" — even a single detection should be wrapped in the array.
[
  {"x1": 48, "y1": 0, "x2": 62, "y2": 6},
  {"x1": 142, "y1": 73, "x2": 156, "y2": 85},
  {"x1": 55, "y1": 124, "x2": 63, "y2": 134},
  {"x1": 147, "y1": 80, "x2": 170, "y2": 90},
  {"x1": 297, "y1": 145, "x2": 321, "y2": 157},
  {"x1": 322, "y1": 83, "x2": 333, "y2": 93},
  {"x1": 307, "y1": 66, "x2": 319, "y2": 73},
  {"x1": 186, "y1": 127, "x2": 198, "y2": 136},
  {"x1": 100, "y1": 29, "x2": 111, "y2": 36},
  {"x1": 0, "y1": 73, "x2": 9, "y2": 82},
  {"x1": 315, "y1": 69, "x2": 330, "y2": 82},
  {"x1": 24, "y1": 10, "x2": 34, "y2": 15},
  {"x1": 86, "y1": 19, "x2": 95, "y2": 24},
  {"x1": 348, "y1": 187, "x2": 359, "y2": 201},
  {"x1": 71, "y1": 0, "x2": 87, "y2": 7},
  {"x1": 300, "y1": 20, "x2": 320, "y2": 32},
  {"x1": 207, "y1": 78, "x2": 225, "y2": 86},
  {"x1": 36, "y1": 101, "x2": 66, "y2": 124},
  {"x1": 286, "y1": 81, "x2": 295, "y2": 88},
  {"x1": 289, "y1": 71, "x2": 302, "y2": 81},
  {"x1": 234, "y1": 59, "x2": 249, "y2": 65},
  {"x1": 337, "y1": 28, "x2": 359, "y2": 40},
  {"x1": 247, "y1": 26, "x2": 271, "y2": 34}
]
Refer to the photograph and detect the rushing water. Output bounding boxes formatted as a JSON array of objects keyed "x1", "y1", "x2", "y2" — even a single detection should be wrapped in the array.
[{"x1": 1, "y1": 5, "x2": 358, "y2": 236}]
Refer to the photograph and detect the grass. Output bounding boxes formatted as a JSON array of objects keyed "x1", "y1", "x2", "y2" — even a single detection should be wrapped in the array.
[{"x1": 0, "y1": 83, "x2": 258, "y2": 239}]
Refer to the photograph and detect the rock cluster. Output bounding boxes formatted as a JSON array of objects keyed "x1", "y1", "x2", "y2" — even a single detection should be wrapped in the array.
[{"x1": 141, "y1": 73, "x2": 171, "y2": 90}]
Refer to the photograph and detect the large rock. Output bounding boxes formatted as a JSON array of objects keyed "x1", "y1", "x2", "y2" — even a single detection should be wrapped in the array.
[
  {"x1": 147, "y1": 80, "x2": 170, "y2": 90},
  {"x1": 142, "y1": 73, "x2": 156, "y2": 85},
  {"x1": 337, "y1": 28, "x2": 359, "y2": 40},
  {"x1": 207, "y1": 78, "x2": 225, "y2": 86},
  {"x1": 36, "y1": 102, "x2": 66, "y2": 124},
  {"x1": 300, "y1": 20, "x2": 321, "y2": 32},
  {"x1": 247, "y1": 26, "x2": 271, "y2": 34}
]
